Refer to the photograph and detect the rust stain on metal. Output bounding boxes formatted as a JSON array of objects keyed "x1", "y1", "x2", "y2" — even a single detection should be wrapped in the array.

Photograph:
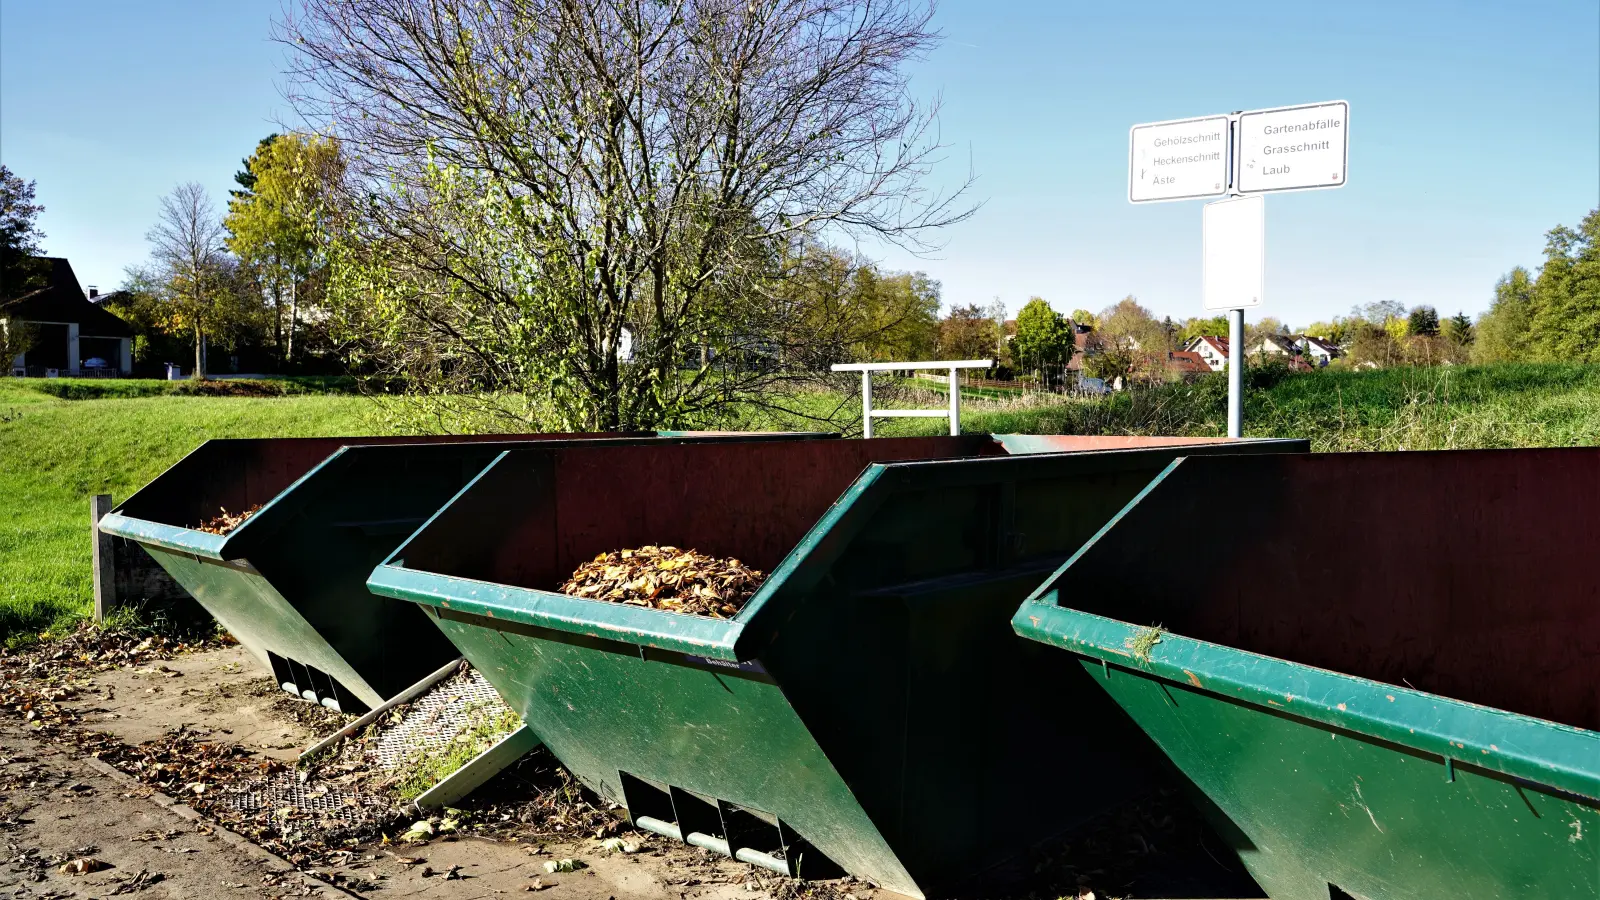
[
  {"x1": 1337, "y1": 703, "x2": 1347, "y2": 711},
  {"x1": 1183, "y1": 670, "x2": 1202, "y2": 688}
]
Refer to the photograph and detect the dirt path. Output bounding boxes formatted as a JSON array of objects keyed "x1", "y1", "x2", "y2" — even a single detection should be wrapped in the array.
[
  {"x1": 0, "y1": 718, "x2": 309, "y2": 898},
  {"x1": 13, "y1": 646, "x2": 857, "y2": 900},
  {"x1": 62, "y1": 645, "x2": 327, "y2": 760},
  {"x1": 6, "y1": 643, "x2": 1258, "y2": 900}
]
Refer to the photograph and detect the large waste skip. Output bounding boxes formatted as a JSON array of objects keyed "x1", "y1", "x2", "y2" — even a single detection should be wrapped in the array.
[
  {"x1": 98, "y1": 432, "x2": 828, "y2": 714},
  {"x1": 1014, "y1": 449, "x2": 1600, "y2": 900},
  {"x1": 368, "y1": 434, "x2": 1305, "y2": 897}
]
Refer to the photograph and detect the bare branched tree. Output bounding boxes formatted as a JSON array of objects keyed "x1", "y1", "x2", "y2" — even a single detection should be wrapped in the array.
[
  {"x1": 147, "y1": 183, "x2": 232, "y2": 379},
  {"x1": 282, "y1": 0, "x2": 973, "y2": 430}
]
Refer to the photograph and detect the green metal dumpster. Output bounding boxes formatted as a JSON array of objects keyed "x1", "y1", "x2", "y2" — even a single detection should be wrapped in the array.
[
  {"x1": 98, "y1": 432, "x2": 829, "y2": 714},
  {"x1": 1013, "y1": 449, "x2": 1600, "y2": 900},
  {"x1": 367, "y1": 434, "x2": 1305, "y2": 897}
]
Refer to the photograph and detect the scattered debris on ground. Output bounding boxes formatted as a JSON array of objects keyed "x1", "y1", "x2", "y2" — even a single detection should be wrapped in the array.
[
  {"x1": 195, "y1": 504, "x2": 263, "y2": 535},
  {"x1": 0, "y1": 623, "x2": 1261, "y2": 898},
  {"x1": 560, "y1": 546, "x2": 765, "y2": 618},
  {"x1": 1, "y1": 620, "x2": 217, "y2": 677}
]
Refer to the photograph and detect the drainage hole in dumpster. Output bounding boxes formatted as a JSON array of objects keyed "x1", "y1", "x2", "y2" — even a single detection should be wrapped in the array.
[{"x1": 619, "y1": 771, "x2": 839, "y2": 878}]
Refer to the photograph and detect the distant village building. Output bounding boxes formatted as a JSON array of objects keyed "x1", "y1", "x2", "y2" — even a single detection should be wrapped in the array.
[
  {"x1": 1292, "y1": 334, "x2": 1342, "y2": 365},
  {"x1": 1185, "y1": 335, "x2": 1230, "y2": 371},
  {"x1": 4, "y1": 258, "x2": 133, "y2": 376}
]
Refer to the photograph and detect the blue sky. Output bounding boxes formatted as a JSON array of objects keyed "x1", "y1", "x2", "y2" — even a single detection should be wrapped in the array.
[{"x1": 3, "y1": 1, "x2": 1597, "y2": 326}]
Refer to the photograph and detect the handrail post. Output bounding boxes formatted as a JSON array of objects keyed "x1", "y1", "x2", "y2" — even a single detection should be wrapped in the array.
[
  {"x1": 862, "y1": 371, "x2": 874, "y2": 439},
  {"x1": 948, "y1": 367, "x2": 959, "y2": 436}
]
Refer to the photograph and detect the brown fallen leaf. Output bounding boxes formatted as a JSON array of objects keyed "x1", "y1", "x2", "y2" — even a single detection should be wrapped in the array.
[
  {"x1": 59, "y1": 856, "x2": 110, "y2": 875},
  {"x1": 195, "y1": 504, "x2": 263, "y2": 535},
  {"x1": 560, "y1": 546, "x2": 764, "y2": 618}
]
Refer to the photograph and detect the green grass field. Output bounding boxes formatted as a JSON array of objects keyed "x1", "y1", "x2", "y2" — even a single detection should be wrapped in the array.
[
  {"x1": 0, "y1": 378, "x2": 386, "y2": 635},
  {"x1": 5, "y1": 362, "x2": 1600, "y2": 636}
]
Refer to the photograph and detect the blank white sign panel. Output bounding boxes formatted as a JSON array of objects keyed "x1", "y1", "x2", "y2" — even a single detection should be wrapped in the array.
[{"x1": 1203, "y1": 195, "x2": 1264, "y2": 311}]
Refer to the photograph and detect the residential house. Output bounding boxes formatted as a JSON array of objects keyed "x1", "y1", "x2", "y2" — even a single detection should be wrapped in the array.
[
  {"x1": 1184, "y1": 335, "x2": 1229, "y2": 371},
  {"x1": 4, "y1": 258, "x2": 134, "y2": 376},
  {"x1": 1292, "y1": 334, "x2": 1342, "y2": 366},
  {"x1": 1249, "y1": 333, "x2": 1300, "y2": 358},
  {"x1": 1139, "y1": 350, "x2": 1212, "y2": 383},
  {"x1": 1065, "y1": 321, "x2": 1096, "y2": 373}
]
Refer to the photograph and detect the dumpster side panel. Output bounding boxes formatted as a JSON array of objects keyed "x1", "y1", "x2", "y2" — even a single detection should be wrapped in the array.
[
  {"x1": 427, "y1": 607, "x2": 917, "y2": 893},
  {"x1": 1014, "y1": 603, "x2": 1600, "y2": 900},
  {"x1": 1086, "y1": 664, "x2": 1600, "y2": 900},
  {"x1": 140, "y1": 545, "x2": 383, "y2": 708},
  {"x1": 1051, "y1": 450, "x2": 1600, "y2": 732},
  {"x1": 759, "y1": 449, "x2": 1297, "y2": 889},
  {"x1": 243, "y1": 447, "x2": 501, "y2": 700}
]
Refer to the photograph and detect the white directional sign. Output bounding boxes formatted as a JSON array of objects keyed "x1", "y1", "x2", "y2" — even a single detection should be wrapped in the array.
[
  {"x1": 1203, "y1": 195, "x2": 1264, "y2": 311},
  {"x1": 1128, "y1": 114, "x2": 1230, "y2": 203},
  {"x1": 1235, "y1": 100, "x2": 1349, "y2": 195}
]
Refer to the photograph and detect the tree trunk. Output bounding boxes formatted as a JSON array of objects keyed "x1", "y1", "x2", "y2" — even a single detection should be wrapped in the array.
[
  {"x1": 287, "y1": 277, "x2": 298, "y2": 364},
  {"x1": 194, "y1": 325, "x2": 207, "y2": 381},
  {"x1": 273, "y1": 277, "x2": 284, "y2": 368}
]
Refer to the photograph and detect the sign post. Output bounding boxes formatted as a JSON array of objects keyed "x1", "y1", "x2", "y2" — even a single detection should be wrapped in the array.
[{"x1": 1128, "y1": 100, "x2": 1348, "y2": 437}]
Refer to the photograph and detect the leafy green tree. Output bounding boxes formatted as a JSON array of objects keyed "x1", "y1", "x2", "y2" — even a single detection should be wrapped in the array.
[
  {"x1": 225, "y1": 132, "x2": 344, "y2": 365},
  {"x1": 0, "y1": 165, "x2": 48, "y2": 303},
  {"x1": 1526, "y1": 209, "x2": 1600, "y2": 362},
  {"x1": 1347, "y1": 322, "x2": 1402, "y2": 368},
  {"x1": 1473, "y1": 267, "x2": 1535, "y2": 363},
  {"x1": 1082, "y1": 345, "x2": 1134, "y2": 384},
  {"x1": 1303, "y1": 318, "x2": 1352, "y2": 347},
  {"x1": 1011, "y1": 298, "x2": 1074, "y2": 383},
  {"x1": 936, "y1": 303, "x2": 999, "y2": 361},
  {"x1": 1098, "y1": 296, "x2": 1165, "y2": 350},
  {"x1": 1178, "y1": 314, "x2": 1230, "y2": 345},
  {"x1": 0, "y1": 165, "x2": 49, "y2": 368},
  {"x1": 1441, "y1": 312, "x2": 1473, "y2": 348},
  {"x1": 230, "y1": 134, "x2": 279, "y2": 198},
  {"x1": 1407, "y1": 305, "x2": 1440, "y2": 337},
  {"x1": 1070, "y1": 309, "x2": 1098, "y2": 329}
]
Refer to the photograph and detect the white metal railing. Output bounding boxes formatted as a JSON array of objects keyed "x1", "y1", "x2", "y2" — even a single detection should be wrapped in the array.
[{"x1": 830, "y1": 360, "x2": 994, "y2": 438}]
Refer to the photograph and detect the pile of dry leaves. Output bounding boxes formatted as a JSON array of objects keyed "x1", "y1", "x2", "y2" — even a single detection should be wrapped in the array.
[
  {"x1": 195, "y1": 504, "x2": 262, "y2": 535},
  {"x1": 0, "y1": 621, "x2": 209, "y2": 679},
  {"x1": 560, "y1": 546, "x2": 765, "y2": 618}
]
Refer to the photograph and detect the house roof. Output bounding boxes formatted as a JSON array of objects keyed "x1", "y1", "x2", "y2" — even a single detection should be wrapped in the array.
[
  {"x1": 1188, "y1": 335, "x2": 1229, "y2": 355},
  {"x1": 1294, "y1": 334, "x2": 1341, "y2": 354},
  {"x1": 1165, "y1": 350, "x2": 1212, "y2": 374},
  {"x1": 1, "y1": 258, "x2": 133, "y2": 338},
  {"x1": 1256, "y1": 333, "x2": 1299, "y2": 352}
]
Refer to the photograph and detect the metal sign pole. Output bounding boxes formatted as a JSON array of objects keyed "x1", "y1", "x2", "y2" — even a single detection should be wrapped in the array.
[{"x1": 1228, "y1": 308, "x2": 1244, "y2": 438}]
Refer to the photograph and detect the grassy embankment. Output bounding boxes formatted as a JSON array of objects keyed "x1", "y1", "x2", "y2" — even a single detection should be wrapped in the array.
[
  {"x1": 0, "y1": 378, "x2": 385, "y2": 635},
  {"x1": 5, "y1": 362, "x2": 1600, "y2": 635}
]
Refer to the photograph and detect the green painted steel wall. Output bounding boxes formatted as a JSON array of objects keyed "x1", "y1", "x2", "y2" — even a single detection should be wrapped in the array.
[{"x1": 1015, "y1": 604, "x2": 1600, "y2": 900}]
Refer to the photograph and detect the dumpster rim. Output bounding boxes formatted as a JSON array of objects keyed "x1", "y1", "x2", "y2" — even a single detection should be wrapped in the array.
[
  {"x1": 368, "y1": 563, "x2": 748, "y2": 660},
  {"x1": 1013, "y1": 598, "x2": 1600, "y2": 803}
]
